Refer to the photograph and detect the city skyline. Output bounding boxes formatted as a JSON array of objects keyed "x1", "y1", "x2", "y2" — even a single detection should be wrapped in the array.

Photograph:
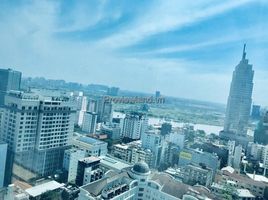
[{"x1": 1, "y1": 0, "x2": 268, "y2": 105}]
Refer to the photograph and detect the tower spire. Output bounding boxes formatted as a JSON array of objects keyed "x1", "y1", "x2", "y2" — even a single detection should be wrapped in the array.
[{"x1": 242, "y1": 43, "x2": 246, "y2": 60}]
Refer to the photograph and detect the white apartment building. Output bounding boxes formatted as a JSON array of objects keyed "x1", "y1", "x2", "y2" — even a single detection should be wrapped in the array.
[
  {"x1": 141, "y1": 130, "x2": 163, "y2": 168},
  {"x1": 0, "y1": 91, "x2": 76, "y2": 179},
  {"x1": 70, "y1": 91, "x2": 88, "y2": 126},
  {"x1": 122, "y1": 112, "x2": 148, "y2": 140}
]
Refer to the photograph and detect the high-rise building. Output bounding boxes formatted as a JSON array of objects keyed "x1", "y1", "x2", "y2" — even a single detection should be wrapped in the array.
[
  {"x1": 254, "y1": 111, "x2": 268, "y2": 145},
  {"x1": 0, "y1": 91, "x2": 76, "y2": 182},
  {"x1": 70, "y1": 92, "x2": 88, "y2": 126},
  {"x1": 87, "y1": 98, "x2": 97, "y2": 113},
  {"x1": 96, "y1": 97, "x2": 112, "y2": 123},
  {"x1": 251, "y1": 104, "x2": 261, "y2": 119},
  {"x1": 107, "y1": 87, "x2": 119, "y2": 96},
  {"x1": 224, "y1": 44, "x2": 254, "y2": 136},
  {"x1": 122, "y1": 112, "x2": 148, "y2": 140},
  {"x1": 0, "y1": 68, "x2": 21, "y2": 106},
  {"x1": 82, "y1": 112, "x2": 97, "y2": 134},
  {"x1": 155, "y1": 91, "x2": 161, "y2": 98},
  {"x1": 233, "y1": 145, "x2": 243, "y2": 169},
  {"x1": 141, "y1": 130, "x2": 163, "y2": 168},
  {"x1": 262, "y1": 145, "x2": 268, "y2": 175},
  {"x1": 227, "y1": 140, "x2": 236, "y2": 166},
  {"x1": 0, "y1": 141, "x2": 7, "y2": 188}
]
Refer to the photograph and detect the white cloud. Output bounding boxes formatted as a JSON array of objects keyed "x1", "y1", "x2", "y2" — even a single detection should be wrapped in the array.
[
  {"x1": 0, "y1": 0, "x2": 267, "y2": 105},
  {"x1": 100, "y1": 0, "x2": 253, "y2": 48}
]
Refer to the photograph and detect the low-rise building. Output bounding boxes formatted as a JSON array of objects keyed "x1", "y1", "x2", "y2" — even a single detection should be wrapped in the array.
[
  {"x1": 100, "y1": 123, "x2": 121, "y2": 140},
  {"x1": 25, "y1": 181, "x2": 64, "y2": 200},
  {"x1": 72, "y1": 136, "x2": 108, "y2": 157},
  {"x1": 179, "y1": 148, "x2": 220, "y2": 177},
  {"x1": 211, "y1": 182, "x2": 255, "y2": 200},
  {"x1": 166, "y1": 164, "x2": 213, "y2": 187},
  {"x1": 215, "y1": 167, "x2": 268, "y2": 199},
  {"x1": 112, "y1": 142, "x2": 154, "y2": 168},
  {"x1": 181, "y1": 164, "x2": 213, "y2": 187},
  {"x1": 4, "y1": 181, "x2": 32, "y2": 200},
  {"x1": 112, "y1": 144, "x2": 132, "y2": 162},
  {"x1": 76, "y1": 157, "x2": 103, "y2": 186},
  {"x1": 99, "y1": 155, "x2": 131, "y2": 172},
  {"x1": 63, "y1": 149, "x2": 86, "y2": 183}
]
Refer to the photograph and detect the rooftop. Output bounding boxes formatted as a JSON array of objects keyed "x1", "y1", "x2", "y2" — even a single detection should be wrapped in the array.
[
  {"x1": 99, "y1": 156, "x2": 131, "y2": 171},
  {"x1": 150, "y1": 173, "x2": 214, "y2": 199},
  {"x1": 77, "y1": 136, "x2": 105, "y2": 145},
  {"x1": 132, "y1": 162, "x2": 150, "y2": 174},
  {"x1": 221, "y1": 166, "x2": 235, "y2": 174},
  {"x1": 80, "y1": 171, "x2": 133, "y2": 198},
  {"x1": 246, "y1": 173, "x2": 268, "y2": 183},
  {"x1": 79, "y1": 168, "x2": 215, "y2": 200},
  {"x1": 114, "y1": 144, "x2": 129, "y2": 150},
  {"x1": 79, "y1": 156, "x2": 100, "y2": 164},
  {"x1": 221, "y1": 170, "x2": 266, "y2": 187},
  {"x1": 237, "y1": 189, "x2": 255, "y2": 198},
  {"x1": 25, "y1": 181, "x2": 64, "y2": 197}
]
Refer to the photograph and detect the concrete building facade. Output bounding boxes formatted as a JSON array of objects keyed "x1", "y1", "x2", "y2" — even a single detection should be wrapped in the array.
[{"x1": 0, "y1": 91, "x2": 76, "y2": 181}]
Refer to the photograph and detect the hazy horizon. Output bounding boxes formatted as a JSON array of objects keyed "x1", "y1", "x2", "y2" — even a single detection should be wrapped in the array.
[{"x1": 1, "y1": 0, "x2": 268, "y2": 105}]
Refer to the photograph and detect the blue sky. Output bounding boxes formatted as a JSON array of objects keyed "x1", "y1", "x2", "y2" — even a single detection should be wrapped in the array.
[{"x1": 0, "y1": 0, "x2": 267, "y2": 105}]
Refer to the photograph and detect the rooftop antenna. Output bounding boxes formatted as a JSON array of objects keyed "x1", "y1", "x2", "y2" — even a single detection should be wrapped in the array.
[{"x1": 242, "y1": 43, "x2": 246, "y2": 60}]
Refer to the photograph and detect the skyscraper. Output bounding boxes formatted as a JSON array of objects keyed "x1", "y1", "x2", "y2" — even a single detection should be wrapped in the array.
[
  {"x1": 0, "y1": 68, "x2": 21, "y2": 106},
  {"x1": 0, "y1": 91, "x2": 76, "y2": 182},
  {"x1": 224, "y1": 44, "x2": 254, "y2": 136}
]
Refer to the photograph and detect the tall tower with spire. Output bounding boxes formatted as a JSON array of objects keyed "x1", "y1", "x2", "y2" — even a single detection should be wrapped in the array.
[{"x1": 224, "y1": 44, "x2": 254, "y2": 136}]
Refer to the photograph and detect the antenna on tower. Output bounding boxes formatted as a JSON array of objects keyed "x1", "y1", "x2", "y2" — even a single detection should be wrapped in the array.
[{"x1": 242, "y1": 43, "x2": 246, "y2": 60}]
